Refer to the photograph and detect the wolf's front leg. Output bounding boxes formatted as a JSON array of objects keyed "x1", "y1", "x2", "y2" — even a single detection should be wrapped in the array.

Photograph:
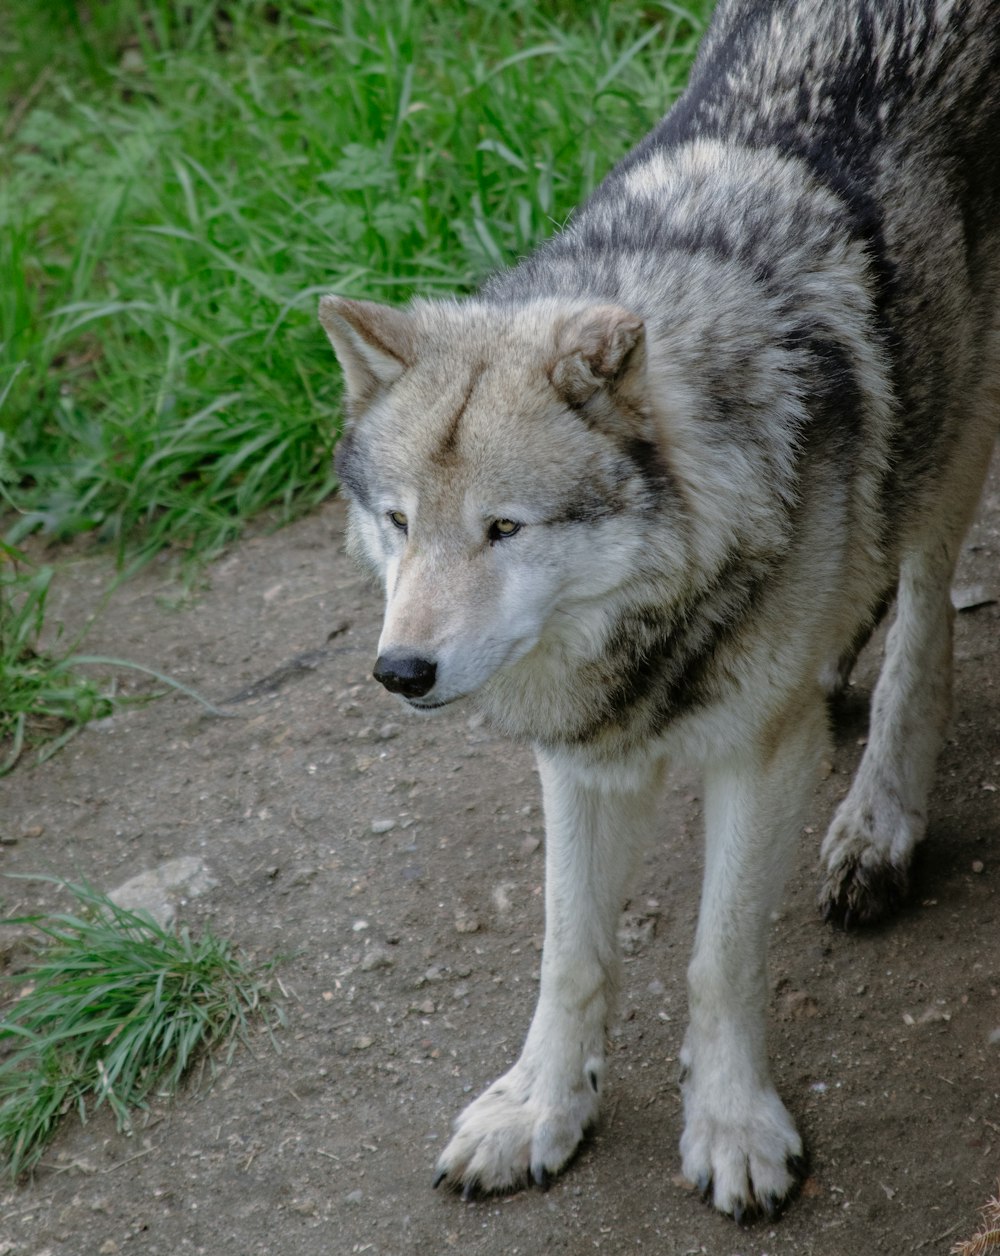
[
  {"x1": 680, "y1": 697, "x2": 827, "y2": 1220},
  {"x1": 434, "y1": 749, "x2": 663, "y2": 1196}
]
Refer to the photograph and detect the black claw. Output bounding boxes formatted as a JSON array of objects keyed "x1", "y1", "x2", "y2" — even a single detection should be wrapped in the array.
[
  {"x1": 432, "y1": 1169, "x2": 446, "y2": 1190},
  {"x1": 532, "y1": 1164, "x2": 551, "y2": 1191},
  {"x1": 696, "y1": 1172, "x2": 712, "y2": 1202},
  {"x1": 588, "y1": 1068, "x2": 599, "y2": 1093},
  {"x1": 762, "y1": 1192, "x2": 780, "y2": 1220},
  {"x1": 787, "y1": 1152, "x2": 809, "y2": 1181},
  {"x1": 732, "y1": 1201, "x2": 747, "y2": 1226},
  {"x1": 461, "y1": 1182, "x2": 475, "y2": 1203}
]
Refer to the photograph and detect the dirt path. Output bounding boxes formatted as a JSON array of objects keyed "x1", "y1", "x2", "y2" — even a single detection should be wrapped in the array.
[{"x1": 1, "y1": 459, "x2": 998, "y2": 1256}]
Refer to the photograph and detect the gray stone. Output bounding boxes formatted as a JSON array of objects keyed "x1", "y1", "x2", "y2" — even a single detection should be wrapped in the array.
[{"x1": 108, "y1": 856, "x2": 216, "y2": 929}]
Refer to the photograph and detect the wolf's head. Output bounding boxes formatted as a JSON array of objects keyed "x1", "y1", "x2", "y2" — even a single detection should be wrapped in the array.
[{"x1": 320, "y1": 294, "x2": 676, "y2": 714}]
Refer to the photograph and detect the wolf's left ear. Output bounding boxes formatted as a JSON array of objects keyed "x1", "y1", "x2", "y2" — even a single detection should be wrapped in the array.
[
  {"x1": 550, "y1": 305, "x2": 645, "y2": 406},
  {"x1": 319, "y1": 295, "x2": 415, "y2": 410}
]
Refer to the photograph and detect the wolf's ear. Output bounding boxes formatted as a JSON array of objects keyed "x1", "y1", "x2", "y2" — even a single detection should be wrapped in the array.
[
  {"x1": 550, "y1": 305, "x2": 645, "y2": 406},
  {"x1": 319, "y1": 295, "x2": 415, "y2": 409}
]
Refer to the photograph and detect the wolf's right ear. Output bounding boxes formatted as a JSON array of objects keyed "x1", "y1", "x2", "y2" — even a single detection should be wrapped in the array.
[{"x1": 319, "y1": 296, "x2": 415, "y2": 409}]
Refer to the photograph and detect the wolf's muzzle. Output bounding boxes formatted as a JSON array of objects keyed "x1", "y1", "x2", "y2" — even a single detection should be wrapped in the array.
[{"x1": 373, "y1": 652, "x2": 438, "y2": 698}]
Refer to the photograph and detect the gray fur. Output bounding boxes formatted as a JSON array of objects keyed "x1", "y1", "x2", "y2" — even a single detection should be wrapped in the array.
[{"x1": 319, "y1": 0, "x2": 999, "y2": 1222}]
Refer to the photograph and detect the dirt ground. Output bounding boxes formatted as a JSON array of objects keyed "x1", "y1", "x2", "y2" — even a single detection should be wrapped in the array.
[{"x1": 1, "y1": 454, "x2": 998, "y2": 1256}]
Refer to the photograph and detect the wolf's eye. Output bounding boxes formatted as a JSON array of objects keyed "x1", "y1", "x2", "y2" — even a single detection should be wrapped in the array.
[
  {"x1": 387, "y1": 510, "x2": 408, "y2": 533},
  {"x1": 488, "y1": 518, "x2": 521, "y2": 542}
]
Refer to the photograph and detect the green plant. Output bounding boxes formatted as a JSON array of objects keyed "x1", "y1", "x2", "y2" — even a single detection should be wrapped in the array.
[
  {"x1": 0, "y1": 878, "x2": 282, "y2": 1179},
  {"x1": 0, "y1": 546, "x2": 116, "y2": 774}
]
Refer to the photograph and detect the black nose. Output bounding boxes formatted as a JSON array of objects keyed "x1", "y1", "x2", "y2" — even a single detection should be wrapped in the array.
[{"x1": 372, "y1": 652, "x2": 437, "y2": 698}]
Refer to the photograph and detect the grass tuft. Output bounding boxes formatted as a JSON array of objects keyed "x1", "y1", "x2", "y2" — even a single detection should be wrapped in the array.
[
  {"x1": 0, "y1": 878, "x2": 282, "y2": 1178},
  {"x1": 0, "y1": 545, "x2": 117, "y2": 774}
]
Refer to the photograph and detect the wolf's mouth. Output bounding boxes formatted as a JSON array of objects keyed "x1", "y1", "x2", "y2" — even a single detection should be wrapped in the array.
[{"x1": 405, "y1": 696, "x2": 458, "y2": 712}]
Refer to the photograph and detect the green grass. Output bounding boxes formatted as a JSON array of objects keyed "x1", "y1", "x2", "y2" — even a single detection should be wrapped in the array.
[
  {"x1": 0, "y1": 545, "x2": 117, "y2": 774},
  {"x1": 0, "y1": 878, "x2": 282, "y2": 1179},
  {"x1": 0, "y1": 0, "x2": 712, "y2": 761}
]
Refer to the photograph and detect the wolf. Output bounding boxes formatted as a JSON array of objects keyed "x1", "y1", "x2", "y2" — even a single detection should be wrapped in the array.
[{"x1": 318, "y1": 0, "x2": 1000, "y2": 1221}]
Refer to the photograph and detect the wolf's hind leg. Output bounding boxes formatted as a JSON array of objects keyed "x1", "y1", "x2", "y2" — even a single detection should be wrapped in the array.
[
  {"x1": 819, "y1": 415, "x2": 996, "y2": 925},
  {"x1": 434, "y1": 750, "x2": 661, "y2": 1196},
  {"x1": 818, "y1": 546, "x2": 954, "y2": 925}
]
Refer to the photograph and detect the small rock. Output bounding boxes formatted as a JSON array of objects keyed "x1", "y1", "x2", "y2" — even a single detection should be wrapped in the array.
[
  {"x1": 412, "y1": 999, "x2": 436, "y2": 1015},
  {"x1": 952, "y1": 584, "x2": 997, "y2": 612},
  {"x1": 378, "y1": 723, "x2": 402, "y2": 740},
  {"x1": 491, "y1": 882, "x2": 514, "y2": 916},
  {"x1": 618, "y1": 910, "x2": 659, "y2": 957},
  {"x1": 903, "y1": 1006, "x2": 951, "y2": 1026},
  {"x1": 371, "y1": 818, "x2": 396, "y2": 835},
  {"x1": 345, "y1": 1189, "x2": 363, "y2": 1205},
  {"x1": 99, "y1": 1242, "x2": 119, "y2": 1255},
  {"x1": 779, "y1": 990, "x2": 820, "y2": 1020},
  {"x1": 520, "y1": 835, "x2": 541, "y2": 856},
  {"x1": 108, "y1": 856, "x2": 216, "y2": 929},
  {"x1": 972, "y1": 860, "x2": 985, "y2": 874},
  {"x1": 360, "y1": 947, "x2": 394, "y2": 972},
  {"x1": 353, "y1": 1035, "x2": 375, "y2": 1050},
  {"x1": 454, "y1": 910, "x2": 480, "y2": 934}
]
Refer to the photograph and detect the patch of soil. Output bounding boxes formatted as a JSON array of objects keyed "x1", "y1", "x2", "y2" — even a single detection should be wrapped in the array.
[{"x1": 1, "y1": 456, "x2": 998, "y2": 1256}]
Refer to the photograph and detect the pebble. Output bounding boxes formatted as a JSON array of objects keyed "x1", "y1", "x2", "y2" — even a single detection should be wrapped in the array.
[
  {"x1": 972, "y1": 860, "x2": 985, "y2": 874},
  {"x1": 345, "y1": 1190, "x2": 363, "y2": 1205},
  {"x1": 779, "y1": 990, "x2": 820, "y2": 1020},
  {"x1": 360, "y1": 946, "x2": 394, "y2": 972},
  {"x1": 371, "y1": 818, "x2": 396, "y2": 834}
]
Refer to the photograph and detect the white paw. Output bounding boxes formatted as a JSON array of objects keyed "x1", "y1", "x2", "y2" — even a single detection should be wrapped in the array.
[
  {"x1": 680, "y1": 1057, "x2": 804, "y2": 1220},
  {"x1": 818, "y1": 786, "x2": 921, "y2": 926},
  {"x1": 434, "y1": 1054, "x2": 603, "y2": 1197}
]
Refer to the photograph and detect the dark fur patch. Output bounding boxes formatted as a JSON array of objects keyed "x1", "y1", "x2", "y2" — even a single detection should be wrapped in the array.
[
  {"x1": 433, "y1": 364, "x2": 484, "y2": 464},
  {"x1": 561, "y1": 553, "x2": 772, "y2": 749},
  {"x1": 333, "y1": 427, "x2": 373, "y2": 511}
]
